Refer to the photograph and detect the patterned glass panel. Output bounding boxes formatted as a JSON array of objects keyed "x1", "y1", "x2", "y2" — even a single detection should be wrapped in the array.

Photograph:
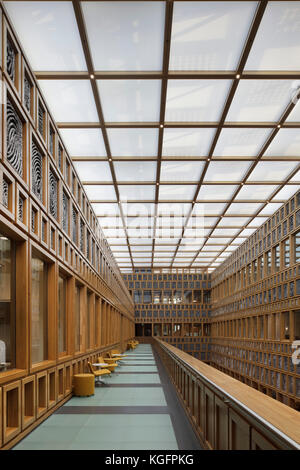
[
  {"x1": 87, "y1": 230, "x2": 90, "y2": 260},
  {"x1": 24, "y1": 74, "x2": 31, "y2": 113},
  {"x1": 62, "y1": 190, "x2": 69, "y2": 233},
  {"x1": 49, "y1": 168, "x2": 58, "y2": 219},
  {"x1": 31, "y1": 208, "x2": 36, "y2": 232},
  {"x1": 2, "y1": 179, "x2": 8, "y2": 208},
  {"x1": 49, "y1": 126, "x2": 55, "y2": 156},
  {"x1": 72, "y1": 206, "x2": 77, "y2": 244},
  {"x1": 6, "y1": 98, "x2": 23, "y2": 176},
  {"x1": 58, "y1": 144, "x2": 63, "y2": 172},
  {"x1": 38, "y1": 101, "x2": 44, "y2": 136},
  {"x1": 6, "y1": 36, "x2": 16, "y2": 83},
  {"x1": 18, "y1": 195, "x2": 24, "y2": 221},
  {"x1": 32, "y1": 141, "x2": 43, "y2": 201},
  {"x1": 80, "y1": 218, "x2": 84, "y2": 252}
]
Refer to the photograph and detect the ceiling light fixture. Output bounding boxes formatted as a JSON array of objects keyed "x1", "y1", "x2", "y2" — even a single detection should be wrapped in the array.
[{"x1": 90, "y1": 74, "x2": 95, "y2": 79}]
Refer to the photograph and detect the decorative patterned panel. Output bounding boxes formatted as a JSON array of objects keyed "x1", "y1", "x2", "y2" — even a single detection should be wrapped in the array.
[
  {"x1": 18, "y1": 195, "x2": 24, "y2": 221},
  {"x1": 92, "y1": 239, "x2": 95, "y2": 266},
  {"x1": 38, "y1": 102, "x2": 44, "y2": 136},
  {"x1": 49, "y1": 126, "x2": 55, "y2": 156},
  {"x1": 72, "y1": 205, "x2": 77, "y2": 244},
  {"x1": 6, "y1": 36, "x2": 16, "y2": 83},
  {"x1": 80, "y1": 218, "x2": 84, "y2": 252},
  {"x1": 6, "y1": 98, "x2": 23, "y2": 177},
  {"x1": 2, "y1": 179, "x2": 8, "y2": 208},
  {"x1": 58, "y1": 145, "x2": 63, "y2": 172},
  {"x1": 31, "y1": 208, "x2": 36, "y2": 232},
  {"x1": 32, "y1": 141, "x2": 43, "y2": 201},
  {"x1": 62, "y1": 190, "x2": 69, "y2": 233},
  {"x1": 87, "y1": 230, "x2": 90, "y2": 260},
  {"x1": 49, "y1": 168, "x2": 58, "y2": 219},
  {"x1": 24, "y1": 75, "x2": 31, "y2": 113}
]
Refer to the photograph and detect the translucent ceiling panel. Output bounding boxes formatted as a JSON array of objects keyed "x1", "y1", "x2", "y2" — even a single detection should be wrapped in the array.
[
  {"x1": 98, "y1": 80, "x2": 161, "y2": 122},
  {"x1": 129, "y1": 238, "x2": 153, "y2": 245},
  {"x1": 157, "y1": 217, "x2": 185, "y2": 227},
  {"x1": 225, "y1": 202, "x2": 263, "y2": 215},
  {"x1": 258, "y1": 203, "x2": 283, "y2": 216},
  {"x1": 156, "y1": 228, "x2": 183, "y2": 238},
  {"x1": 82, "y1": 1, "x2": 165, "y2": 70},
  {"x1": 218, "y1": 217, "x2": 250, "y2": 227},
  {"x1": 60, "y1": 129, "x2": 107, "y2": 157},
  {"x1": 159, "y1": 185, "x2": 196, "y2": 201},
  {"x1": 187, "y1": 217, "x2": 218, "y2": 228},
  {"x1": 114, "y1": 162, "x2": 156, "y2": 182},
  {"x1": 238, "y1": 228, "x2": 256, "y2": 237},
  {"x1": 157, "y1": 203, "x2": 192, "y2": 216},
  {"x1": 103, "y1": 228, "x2": 126, "y2": 238},
  {"x1": 272, "y1": 186, "x2": 300, "y2": 201},
  {"x1": 131, "y1": 246, "x2": 153, "y2": 252},
  {"x1": 165, "y1": 80, "x2": 231, "y2": 122},
  {"x1": 247, "y1": 217, "x2": 269, "y2": 228},
  {"x1": 213, "y1": 128, "x2": 271, "y2": 157},
  {"x1": 193, "y1": 202, "x2": 227, "y2": 215},
  {"x1": 123, "y1": 203, "x2": 155, "y2": 216},
  {"x1": 107, "y1": 129, "x2": 158, "y2": 157},
  {"x1": 236, "y1": 185, "x2": 278, "y2": 200},
  {"x1": 245, "y1": 2, "x2": 300, "y2": 71},
  {"x1": 93, "y1": 203, "x2": 120, "y2": 215},
  {"x1": 127, "y1": 228, "x2": 151, "y2": 238},
  {"x1": 155, "y1": 246, "x2": 177, "y2": 252},
  {"x1": 162, "y1": 128, "x2": 215, "y2": 156},
  {"x1": 202, "y1": 245, "x2": 226, "y2": 250},
  {"x1": 286, "y1": 97, "x2": 300, "y2": 122},
  {"x1": 84, "y1": 185, "x2": 116, "y2": 201},
  {"x1": 38, "y1": 80, "x2": 98, "y2": 122},
  {"x1": 4, "y1": 1, "x2": 86, "y2": 70},
  {"x1": 209, "y1": 237, "x2": 233, "y2": 244},
  {"x1": 226, "y1": 80, "x2": 295, "y2": 122},
  {"x1": 169, "y1": 1, "x2": 257, "y2": 71},
  {"x1": 204, "y1": 161, "x2": 251, "y2": 182},
  {"x1": 119, "y1": 185, "x2": 155, "y2": 201},
  {"x1": 74, "y1": 161, "x2": 112, "y2": 182},
  {"x1": 247, "y1": 162, "x2": 298, "y2": 182},
  {"x1": 127, "y1": 217, "x2": 154, "y2": 228},
  {"x1": 290, "y1": 170, "x2": 300, "y2": 182},
  {"x1": 263, "y1": 129, "x2": 300, "y2": 157},
  {"x1": 197, "y1": 185, "x2": 238, "y2": 200},
  {"x1": 212, "y1": 228, "x2": 240, "y2": 237},
  {"x1": 160, "y1": 161, "x2": 204, "y2": 182}
]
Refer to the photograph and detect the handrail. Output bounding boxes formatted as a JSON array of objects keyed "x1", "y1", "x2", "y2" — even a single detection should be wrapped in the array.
[{"x1": 154, "y1": 338, "x2": 300, "y2": 450}]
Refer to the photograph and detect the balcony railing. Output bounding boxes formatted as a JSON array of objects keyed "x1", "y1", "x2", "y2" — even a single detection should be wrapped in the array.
[{"x1": 153, "y1": 339, "x2": 300, "y2": 450}]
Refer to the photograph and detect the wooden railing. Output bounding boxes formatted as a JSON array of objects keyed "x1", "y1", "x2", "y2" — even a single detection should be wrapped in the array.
[{"x1": 154, "y1": 339, "x2": 300, "y2": 450}]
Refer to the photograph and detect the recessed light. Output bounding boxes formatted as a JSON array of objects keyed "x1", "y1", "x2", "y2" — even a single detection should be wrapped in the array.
[
  {"x1": 277, "y1": 124, "x2": 281, "y2": 128},
  {"x1": 236, "y1": 74, "x2": 240, "y2": 79},
  {"x1": 160, "y1": 124, "x2": 164, "y2": 128},
  {"x1": 90, "y1": 74, "x2": 95, "y2": 79}
]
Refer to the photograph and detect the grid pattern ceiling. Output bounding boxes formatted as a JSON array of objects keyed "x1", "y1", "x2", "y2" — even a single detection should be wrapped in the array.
[{"x1": 5, "y1": 0, "x2": 300, "y2": 273}]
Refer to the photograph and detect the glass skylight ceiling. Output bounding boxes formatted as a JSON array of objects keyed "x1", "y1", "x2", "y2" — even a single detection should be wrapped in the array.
[{"x1": 5, "y1": 0, "x2": 300, "y2": 273}]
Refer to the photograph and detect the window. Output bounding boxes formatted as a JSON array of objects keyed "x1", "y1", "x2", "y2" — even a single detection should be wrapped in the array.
[
  {"x1": 58, "y1": 274, "x2": 67, "y2": 355},
  {"x1": 266, "y1": 250, "x2": 271, "y2": 275},
  {"x1": 259, "y1": 256, "x2": 264, "y2": 279},
  {"x1": 282, "y1": 312, "x2": 290, "y2": 340},
  {"x1": 31, "y1": 255, "x2": 48, "y2": 364},
  {"x1": 0, "y1": 235, "x2": 15, "y2": 371},
  {"x1": 283, "y1": 238, "x2": 290, "y2": 267},
  {"x1": 294, "y1": 232, "x2": 300, "y2": 263},
  {"x1": 75, "y1": 284, "x2": 82, "y2": 352},
  {"x1": 86, "y1": 291, "x2": 92, "y2": 350},
  {"x1": 294, "y1": 310, "x2": 300, "y2": 340}
]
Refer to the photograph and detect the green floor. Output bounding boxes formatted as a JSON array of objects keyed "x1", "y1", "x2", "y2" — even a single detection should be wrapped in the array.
[{"x1": 13, "y1": 344, "x2": 179, "y2": 450}]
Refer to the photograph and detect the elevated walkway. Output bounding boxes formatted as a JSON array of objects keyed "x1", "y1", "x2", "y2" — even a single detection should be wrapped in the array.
[{"x1": 13, "y1": 344, "x2": 201, "y2": 450}]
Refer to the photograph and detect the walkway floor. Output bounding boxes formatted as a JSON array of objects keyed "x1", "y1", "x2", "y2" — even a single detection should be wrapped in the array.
[{"x1": 13, "y1": 344, "x2": 202, "y2": 450}]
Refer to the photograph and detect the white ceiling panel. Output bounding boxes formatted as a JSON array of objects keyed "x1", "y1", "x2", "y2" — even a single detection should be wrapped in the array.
[
  {"x1": 4, "y1": 1, "x2": 87, "y2": 70},
  {"x1": 82, "y1": 1, "x2": 165, "y2": 71},
  {"x1": 226, "y1": 80, "x2": 295, "y2": 122},
  {"x1": 114, "y1": 162, "x2": 157, "y2": 182},
  {"x1": 38, "y1": 80, "x2": 98, "y2": 122},
  {"x1": 159, "y1": 185, "x2": 197, "y2": 201},
  {"x1": 74, "y1": 161, "x2": 112, "y2": 182},
  {"x1": 165, "y1": 79, "x2": 231, "y2": 122},
  {"x1": 98, "y1": 80, "x2": 161, "y2": 122},
  {"x1": 169, "y1": 1, "x2": 257, "y2": 71},
  {"x1": 119, "y1": 185, "x2": 155, "y2": 201},
  {"x1": 162, "y1": 128, "x2": 215, "y2": 156},
  {"x1": 213, "y1": 128, "x2": 271, "y2": 156},
  {"x1": 245, "y1": 2, "x2": 300, "y2": 71},
  {"x1": 236, "y1": 185, "x2": 278, "y2": 200},
  {"x1": 197, "y1": 185, "x2": 238, "y2": 201},
  {"x1": 263, "y1": 129, "x2": 300, "y2": 157},
  {"x1": 84, "y1": 185, "x2": 117, "y2": 201},
  {"x1": 204, "y1": 161, "x2": 251, "y2": 182},
  {"x1": 60, "y1": 129, "x2": 107, "y2": 157},
  {"x1": 107, "y1": 128, "x2": 159, "y2": 157},
  {"x1": 160, "y1": 161, "x2": 205, "y2": 182}
]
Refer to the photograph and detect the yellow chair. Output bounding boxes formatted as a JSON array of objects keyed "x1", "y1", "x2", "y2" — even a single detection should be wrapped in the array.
[
  {"x1": 97, "y1": 356, "x2": 118, "y2": 372},
  {"x1": 112, "y1": 349, "x2": 128, "y2": 358},
  {"x1": 87, "y1": 362, "x2": 111, "y2": 385},
  {"x1": 73, "y1": 373, "x2": 95, "y2": 396}
]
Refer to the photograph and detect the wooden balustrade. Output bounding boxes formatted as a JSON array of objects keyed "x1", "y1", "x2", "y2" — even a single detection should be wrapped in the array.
[{"x1": 154, "y1": 338, "x2": 300, "y2": 450}]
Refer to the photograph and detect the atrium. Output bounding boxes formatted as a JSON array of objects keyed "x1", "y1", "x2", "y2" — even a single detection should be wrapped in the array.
[{"x1": 0, "y1": 0, "x2": 299, "y2": 452}]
